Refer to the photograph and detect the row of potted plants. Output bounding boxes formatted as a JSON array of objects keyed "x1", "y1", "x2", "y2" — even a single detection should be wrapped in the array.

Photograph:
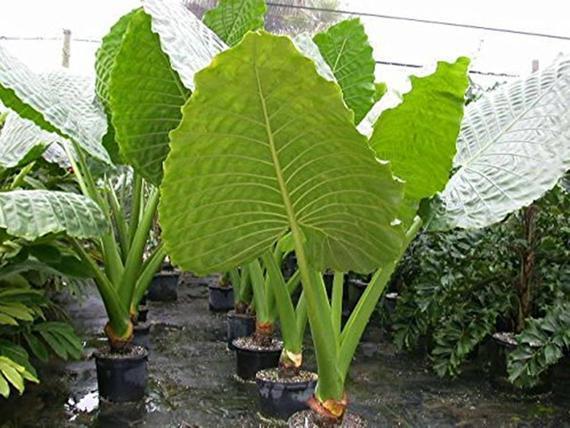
[{"x1": 0, "y1": 0, "x2": 568, "y2": 425}]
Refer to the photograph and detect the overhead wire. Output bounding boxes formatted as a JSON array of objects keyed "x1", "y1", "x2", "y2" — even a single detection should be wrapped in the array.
[{"x1": 266, "y1": 2, "x2": 570, "y2": 41}]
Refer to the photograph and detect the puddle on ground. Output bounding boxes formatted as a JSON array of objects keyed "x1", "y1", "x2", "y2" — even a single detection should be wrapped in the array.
[{"x1": 1, "y1": 274, "x2": 569, "y2": 427}]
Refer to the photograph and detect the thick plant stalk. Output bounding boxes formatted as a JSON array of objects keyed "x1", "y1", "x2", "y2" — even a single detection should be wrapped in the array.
[
  {"x1": 70, "y1": 238, "x2": 130, "y2": 341},
  {"x1": 106, "y1": 180, "x2": 129, "y2": 260},
  {"x1": 118, "y1": 188, "x2": 160, "y2": 310},
  {"x1": 248, "y1": 259, "x2": 276, "y2": 346},
  {"x1": 127, "y1": 173, "x2": 143, "y2": 246},
  {"x1": 262, "y1": 251, "x2": 303, "y2": 375},
  {"x1": 331, "y1": 271, "x2": 344, "y2": 340},
  {"x1": 65, "y1": 141, "x2": 124, "y2": 285},
  {"x1": 338, "y1": 216, "x2": 423, "y2": 379},
  {"x1": 131, "y1": 243, "x2": 167, "y2": 314}
]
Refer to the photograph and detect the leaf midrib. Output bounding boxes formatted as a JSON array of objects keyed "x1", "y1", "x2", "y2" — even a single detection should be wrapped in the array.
[{"x1": 253, "y1": 47, "x2": 296, "y2": 239}]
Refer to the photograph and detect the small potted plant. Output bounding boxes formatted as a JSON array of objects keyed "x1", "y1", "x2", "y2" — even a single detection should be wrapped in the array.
[
  {"x1": 255, "y1": 244, "x2": 317, "y2": 420},
  {"x1": 232, "y1": 259, "x2": 282, "y2": 380},
  {"x1": 148, "y1": 256, "x2": 180, "y2": 302},
  {"x1": 226, "y1": 267, "x2": 255, "y2": 349},
  {"x1": 208, "y1": 271, "x2": 235, "y2": 312}
]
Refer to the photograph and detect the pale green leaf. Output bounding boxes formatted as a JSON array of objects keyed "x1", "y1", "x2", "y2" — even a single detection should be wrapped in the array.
[
  {"x1": 95, "y1": 8, "x2": 138, "y2": 164},
  {"x1": 203, "y1": 0, "x2": 266, "y2": 47},
  {"x1": 142, "y1": 0, "x2": 227, "y2": 91},
  {"x1": 436, "y1": 55, "x2": 570, "y2": 229},
  {"x1": 0, "y1": 112, "x2": 67, "y2": 168},
  {"x1": 160, "y1": 32, "x2": 404, "y2": 275},
  {"x1": 0, "y1": 46, "x2": 111, "y2": 164},
  {"x1": 314, "y1": 18, "x2": 376, "y2": 124},
  {"x1": 291, "y1": 34, "x2": 335, "y2": 82},
  {"x1": 109, "y1": 9, "x2": 190, "y2": 185},
  {"x1": 370, "y1": 58, "x2": 470, "y2": 205},
  {"x1": 0, "y1": 190, "x2": 108, "y2": 240}
]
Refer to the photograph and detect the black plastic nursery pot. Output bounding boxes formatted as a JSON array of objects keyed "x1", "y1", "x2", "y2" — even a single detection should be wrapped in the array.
[
  {"x1": 226, "y1": 310, "x2": 255, "y2": 350},
  {"x1": 232, "y1": 336, "x2": 283, "y2": 380},
  {"x1": 208, "y1": 283, "x2": 234, "y2": 312},
  {"x1": 288, "y1": 410, "x2": 367, "y2": 427},
  {"x1": 347, "y1": 278, "x2": 367, "y2": 311},
  {"x1": 148, "y1": 271, "x2": 179, "y2": 302},
  {"x1": 489, "y1": 332, "x2": 551, "y2": 394},
  {"x1": 383, "y1": 292, "x2": 399, "y2": 314},
  {"x1": 94, "y1": 346, "x2": 148, "y2": 403},
  {"x1": 256, "y1": 368, "x2": 317, "y2": 420},
  {"x1": 132, "y1": 322, "x2": 151, "y2": 350}
]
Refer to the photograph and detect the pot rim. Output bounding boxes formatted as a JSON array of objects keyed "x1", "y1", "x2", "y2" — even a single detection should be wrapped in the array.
[
  {"x1": 232, "y1": 338, "x2": 283, "y2": 353},
  {"x1": 94, "y1": 345, "x2": 148, "y2": 361}
]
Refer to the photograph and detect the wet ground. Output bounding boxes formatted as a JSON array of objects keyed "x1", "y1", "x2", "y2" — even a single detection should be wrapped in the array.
[{"x1": 1, "y1": 274, "x2": 569, "y2": 427}]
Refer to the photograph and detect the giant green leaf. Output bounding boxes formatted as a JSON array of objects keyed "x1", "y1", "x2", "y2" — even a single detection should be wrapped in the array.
[
  {"x1": 142, "y1": 0, "x2": 227, "y2": 91},
  {"x1": 160, "y1": 31, "x2": 404, "y2": 275},
  {"x1": 314, "y1": 18, "x2": 376, "y2": 124},
  {"x1": 203, "y1": 0, "x2": 266, "y2": 47},
  {"x1": 0, "y1": 190, "x2": 108, "y2": 240},
  {"x1": 370, "y1": 58, "x2": 470, "y2": 206},
  {"x1": 435, "y1": 55, "x2": 570, "y2": 229},
  {"x1": 0, "y1": 46, "x2": 110, "y2": 165},
  {"x1": 95, "y1": 8, "x2": 138, "y2": 164},
  {"x1": 109, "y1": 9, "x2": 190, "y2": 185}
]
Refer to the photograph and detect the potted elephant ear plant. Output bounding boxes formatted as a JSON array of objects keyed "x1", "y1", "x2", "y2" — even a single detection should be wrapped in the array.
[
  {"x1": 254, "y1": 239, "x2": 316, "y2": 420},
  {"x1": 0, "y1": 4, "x2": 222, "y2": 402},
  {"x1": 226, "y1": 267, "x2": 255, "y2": 349},
  {"x1": 158, "y1": 28, "x2": 407, "y2": 425}
]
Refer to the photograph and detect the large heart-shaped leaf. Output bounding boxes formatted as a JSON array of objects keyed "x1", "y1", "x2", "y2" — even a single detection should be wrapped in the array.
[
  {"x1": 95, "y1": 8, "x2": 138, "y2": 164},
  {"x1": 142, "y1": 0, "x2": 227, "y2": 91},
  {"x1": 160, "y1": 31, "x2": 404, "y2": 275},
  {"x1": 370, "y1": 58, "x2": 470, "y2": 215},
  {"x1": 0, "y1": 46, "x2": 110, "y2": 165},
  {"x1": 314, "y1": 18, "x2": 376, "y2": 124},
  {"x1": 108, "y1": 9, "x2": 190, "y2": 185},
  {"x1": 0, "y1": 190, "x2": 108, "y2": 240},
  {"x1": 203, "y1": 0, "x2": 267, "y2": 47},
  {"x1": 436, "y1": 55, "x2": 570, "y2": 229}
]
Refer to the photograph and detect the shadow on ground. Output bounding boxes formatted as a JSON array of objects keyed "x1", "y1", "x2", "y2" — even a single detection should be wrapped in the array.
[{"x1": 1, "y1": 274, "x2": 569, "y2": 427}]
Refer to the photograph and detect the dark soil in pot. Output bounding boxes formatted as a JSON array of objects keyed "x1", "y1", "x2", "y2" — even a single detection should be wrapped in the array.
[
  {"x1": 226, "y1": 310, "x2": 255, "y2": 350},
  {"x1": 94, "y1": 345, "x2": 148, "y2": 403},
  {"x1": 232, "y1": 336, "x2": 282, "y2": 380},
  {"x1": 148, "y1": 271, "x2": 179, "y2": 302},
  {"x1": 208, "y1": 283, "x2": 234, "y2": 312},
  {"x1": 489, "y1": 332, "x2": 551, "y2": 394},
  {"x1": 256, "y1": 368, "x2": 317, "y2": 420},
  {"x1": 132, "y1": 322, "x2": 151, "y2": 350},
  {"x1": 288, "y1": 410, "x2": 367, "y2": 427}
]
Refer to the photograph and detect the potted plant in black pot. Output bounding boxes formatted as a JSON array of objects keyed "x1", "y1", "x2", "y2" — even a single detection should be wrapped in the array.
[
  {"x1": 147, "y1": 0, "x2": 569, "y2": 424},
  {"x1": 0, "y1": 3, "x2": 222, "y2": 401},
  {"x1": 255, "y1": 243, "x2": 317, "y2": 420},
  {"x1": 147, "y1": 256, "x2": 180, "y2": 302},
  {"x1": 208, "y1": 271, "x2": 235, "y2": 312},
  {"x1": 226, "y1": 267, "x2": 255, "y2": 349},
  {"x1": 231, "y1": 259, "x2": 282, "y2": 380}
]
